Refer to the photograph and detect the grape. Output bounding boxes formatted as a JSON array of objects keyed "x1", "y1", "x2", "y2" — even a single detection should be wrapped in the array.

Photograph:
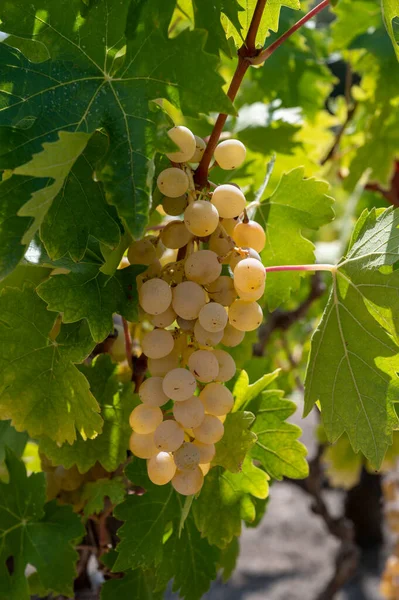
[
  {"x1": 190, "y1": 136, "x2": 207, "y2": 162},
  {"x1": 136, "y1": 260, "x2": 162, "y2": 288},
  {"x1": 54, "y1": 465, "x2": 85, "y2": 491},
  {"x1": 157, "y1": 168, "x2": 189, "y2": 197},
  {"x1": 154, "y1": 419, "x2": 185, "y2": 452},
  {"x1": 233, "y1": 220, "x2": 266, "y2": 252},
  {"x1": 161, "y1": 220, "x2": 193, "y2": 249},
  {"x1": 212, "y1": 349, "x2": 236, "y2": 382},
  {"x1": 181, "y1": 344, "x2": 196, "y2": 367},
  {"x1": 188, "y1": 349, "x2": 219, "y2": 383},
  {"x1": 221, "y1": 323, "x2": 244, "y2": 348},
  {"x1": 221, "y1": 218, "x2": 238, "y2": 236},
  {"x1": 192, "y1": 440, "x2": 215, "y2": 464},
  {"x1": 172, "y1": 467, "x2": 204, "y2": 495},
  {"x1": 129, "y1": 431, "x2": 158, "y2": 458},
  {"x1": 129, "y1": 404, "x2": 163, "y2": 434},
  {"x1": 172, "y1": 281, "x2": 207, "y2": 320},
  {"x1": 176, "y1": 316, "x2": 196, "y2": 332},
  {"x1": 200, "y1": 382, "x2": 234, "y2": 415},
  {"x1": 173, "y1": 395, "x2": 205, "y2": 428},
  {"x1": 118, "y1": 256, "x2": 130, "y2": 270},
  {"x1": 194, "y1": 320, "x2": 223, "y2": 347},
  {"x1": 184, "y1": 201, "x2": 219, "y2": 237},
  {"x1": 127, "y1": 238, "x2": 156, "y2": 266},
  {"x1": 214, "y1": 139, "x2": 246, "y2": 170},
  {"x1": 199, "y1": 463, "x2": 211, "y2": 475},
  {"x1": 162, "y1": 368, "x2": 197, "y2": 401},
  {"x1": 166, "y1": 126, "x2": 196, "y2": 163},
  {"x1": 149, "y1": 305, "x2": 176, "y2": 328},
  {"x1": 139, "y1": 278, "x2": 172, "y2": 315},
  {"x1": 233, "y1": 257, "x2": 266, "y2": 291},
  {"x1": 218, "y1": 414, "x2": 227, "y2": 423},
  {"x1": 173, "y1": 442, "x2": 201, "y2": 470},
  {"x1": 229, "y1": 299, "x2": 263, "y2": 331},
  {"x1": 161, "y1": 260, "x2": 186, "y2": 285},
  {"x1": 142, "y1": 328, "x2": 174, "y2": 359},
  {"x1": 198, "y1": 302, "x2": 228, "y2": 332},
  {"x1": 147, "y1": 451, "x2": 176, "y2": 485},
  {"x1": 207, "y1": 276, "x2": 237, "y2": 306},
  {"x1": 139, "y1": 377, "x2": 170, "y2": 407},
  {"x1": 234, "y1": 281, "x2": 265, "y2": 301},
  {"x1": 193, "y1": 414, "x2": 224, "y2": 444},
  {"x1": 209, "y1": 227, "x2": 235, "y2": 259},
  {"x1": 109, "y1": 323, "x2": 126, "y2": 362},
  {"x1": 184, "y1": 250, "x2": 221, "y2": 285},
  {"x1": 162, "y1": 194, "x2": 188, "y2": 216},
  {"x1": 148, "y1": 350, "x2": 179, "y2": 377},
  {"x1": 211, "y1": 184, "x2": 246, "y2": 218},
  {"x1": 229, "y1": 247, "x2": 262, "y2": 271}
]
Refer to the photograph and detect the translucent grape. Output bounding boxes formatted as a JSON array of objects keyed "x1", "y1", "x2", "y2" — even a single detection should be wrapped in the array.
[
  {"x1": 200, "y1": 382, "x2": 234, "y2": 415},
  {"x1": 199, "y1": 463, "x2": 211, "y2": 475},
  {"x1": 142, "y1": 328, "x2": 174, "y2": 359},
  {"x1": 221, "y1": 323, "x2": 245, "y2": 347},
  {"x1": 194, "y1": 320, "x2": 223, "y2": 347},
  {"x1": 147, "y1": 451, "x2": 176, "y2": 485},
  {"x1": 136, "y1": 260, "x2": 162, "y2": 288},
  {"x1": 127, "y1": 238, "x2": 156, "y2": 265},
  {"x1": 214, "y1": 139, "x2": 246, "y2": 170},
  {"x1": 229, "y1": 247, "x2": 262, "y2": 271},
  {"x1": 172, "y1": 467, "x2": 204, "y2": 495},
  {"x1": 234, "y1": 281, "x2": 265, "y2": 301},
  {"x1": 184, "y1": 201, "x2": 219, "y2": 237},
  {"x1": 176, "y1": 316, "x2": 196, "y2": 332},
  {"x1": 161, "y1": 220, "x2": 193, "y2": 249},
  {"x1": 221, "y1": 218, "x2": 238, "y2": 236},
  {"x1": 190, "y1": 135, "x2": 207, "y2": 162},
  {"x1": 53, "y1": 465, "x2": 85, "y2": 492},
  {"x1": 192, "y1": 440, "x2": 216, "y2": 464},
  {"x1": 181, "y1": 344, "x2": 196, "y2": 368},
  {"x1": 162, "y1": 194, "x2": 188, "y2": 216},
  {"x1": 212, "y1": 349, "x2": 236, "y2": 382},
  {"x1": 188, "y1": 349, "x2": 219, "y2": 383},
  {"x1": 139, "y1": 278, "x2": 172, "y2": 315},
  {"x1": 173, "y1": 395, "x2": 205, "y2": 428},
  {"x1": 109, "y1": 323, "x2": 126, "y2": 362},
  {"x1": 154, "y1": 419, "x2": 185, "y2": 452},
  {"x1": 166, "y1": 125, "x2": 196, "y2": 163},
  {"x1": 233, "y1": 257, "x2": 266, "y2": 291},
  {"x1": 193, "y1": 414, "x2": 224, "y2": 444},
  {"x1": 162, "y1": 368, "x2": 197, "y2": 401},
  {"x1": 139, "y1": 377, "x2": 169, "y2": 407},
  {"x1": 209, "y1": 227, "x2": 235, "y2": 259},
  {"x1": 149, "y1": 305, "x2": 176, "y2": 328},
  {"x1": 207, "y1": 276, "x2": 237, "y2": 306},
  {"x1": 161, "y1": 260, "x2": 186, "y2": 285},
  {"x1": 184, "y1": 250, "x2": 221, "y2": 285},
  {"x1": 148, "y1": 350, "x2": 179, "y2": 376},
  {"x1": 157, "y1": 168, "x2": 189, "y2": 197},
  {"x1": 173, "y1": 442, "x2": 201, "y2": 470},
  {"x1": 211, "y1": 184, "x2": 246, "y2": 218},
  {"x1": 233, "y1": 220, "x2": 266, "y2": 252},
  {"x1": 129, "y1": 404, "x2": 163, "y2": 434},
  {"x1": 198, "y1": 302, "x2": 228, "y2": 332},
  {"x1": 129, "y1": 431, "x2": 159, "y2": 458},
  {"x1": 172, "y1": 281, "x2": 207, "y2": 320},
  {"x1": 229, "y1": 299, "x2": 263, "y2": 331}
]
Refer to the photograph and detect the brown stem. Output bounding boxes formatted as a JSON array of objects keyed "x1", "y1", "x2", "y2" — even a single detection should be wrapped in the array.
[{"x1": 245, "y1": 0, "x2": 268, "y2": 50}]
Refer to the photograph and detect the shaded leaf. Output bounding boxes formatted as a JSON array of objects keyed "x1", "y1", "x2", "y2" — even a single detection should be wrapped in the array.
[
  {"x1": 212, "y1": 411, "x2": 257, "y2": 472},
  {"x1": 82, "y1": 477, "x2": 126, "y2": 517}
]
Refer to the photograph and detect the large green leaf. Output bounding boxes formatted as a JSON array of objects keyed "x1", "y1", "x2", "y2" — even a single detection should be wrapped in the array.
[
  {"x1": 258, "y1": 167, "x2": 335, "y2": 310},
  {"x1": 82, "y1": 477, "x2": 126, "y2": 517},
  {"x1": 0, "y1": 0, "x2": 233, "y2": 239},
  {"x1": 0, "y1": 450, "x2": 84, "y2": 600},
  {"x1": 192, "y1": 0, "x2": 243, "y2": 56},
  {"x1": 304, "y1": 208, "x2": 399, "y2": 468},
  {"x1": 0, "y1": 285, "x2": 101, "y2": 444},
  {"x1": 39, "y1": 355, "x2": 137, "y2": 473},
  {"x1": 382, "y1": 0, "x2": 399, "y2": 60},
  {"x1": 212, "y1": 411, "x2": 257, "y2": 472}
]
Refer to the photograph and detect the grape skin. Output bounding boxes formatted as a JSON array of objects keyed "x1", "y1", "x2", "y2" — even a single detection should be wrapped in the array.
[
  {"x1": 161, "y1": 220, "x2": 193, "y2": 249},
  {"x1": 173, "y1": 395, "x2": 205, "y2": 429},
  {"x1": 229, "y1": 247, "x2": 262, "y2": 271},
  {"x1": 184, "y1": 250, "x2": 221, "y2": 285},
  {"x1": 212, "y1": 349, "x2": 236, "y2": 382},
  {"x1": 142, "y1": 328, "x2": 174, "y2": 359},
  {"x1": 207, "y1": 276, "x2": 237, "y2": 306},
  {"x1": 147, "y1": 451, "x2": 177, "y2": 485},
  {"x1": 157, "y1": 168, "x2": 189, "y2": 197},
  {"x1": 129, "y1": 432, "x2": 158, "y2": 459},
  {"x1": 139, "y1": 377, "x2": 169, "y2": 407},
  {"x1": 188, "y1": 349, "x2": 219, "y2": 383},
  {"x1": 214, "y1": 139, "x2": 246, "y2": 170},
  {"x1": 166, "y1": 126, "x2": 196, "y2": 163},
  {"x1": 229, "y1": 299, "x2": 263, "y2": 332},
  {"x1": 211, "y1": 184, "x2": 246, "y2": 218},
  {"x1": 194, "y1": 320, "x2": 223, "y2": 347},
  {"x1": 154, "y1": 420, "x2": 185, "y2": 452},
  {"x1": 172, "y1": 281, "x2": 207, "y2": 320},
  {"x1": 192, "y1": 440, "x2": 216, "y2": 464},
  {"x1": 139, "y1": 278, "x2": 172, "y2": 315},
  {"x1": 149, "y1": 305, "x2": 176, "y2": 328},
  {"x1": 127, "y1": 238, "x2": 156, "y2": 265},
  {"x1": 234, "y1": 281, "x2": 265, "y2": 302},
  {"x1": 184, "y1": 201, "x2": 220, "y2": 237},
  {"x1": 162, "y1": 195, "x2": 188, "y2": 216},
  {"x1": 233, "y1": 257, "x2": 266, "y2": 291},
  {"x1": 233, "y1": 220, "x2": 266, "y2": 252},
  {"x1": 129, "y1": 404, "x2": 163, "y2": 434},
  {"x1": 172, "y1": 467, "x2": 204, "y2": 495},
  {"x1": 173, "y1": 442, "x2": 201, "y2": 471},
  {"x1": 162, "y1": 367, "x2": 197, "y2": 401},
  {"x1": 148, "y1": 350, "x2": 179, "y2": 377},
  {"x1": 200, "y1": 383, "x2": 234, "y2": 415},
  {"x1": 209, "y1": 227, "x2": 235, "y2": 259},
  {"x1": 190, "y1": 135, "x2": 207, "y2": 162},
  {"x1": 193, "y1": 414, "x2": 224, "y2": 444},
  {"x1": 198, "y1": 302, "x2": 228, "y2": 333},
  {"x1": 221, "y1": 323, "x2": 245, "y2": 347}
]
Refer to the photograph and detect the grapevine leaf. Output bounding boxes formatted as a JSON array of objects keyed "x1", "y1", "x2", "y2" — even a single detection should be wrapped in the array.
[
  {"x1": 382, "y1": 0, "x2": 399, "y2": 60},
  {"x1": 192, "y1": 0, "x2": 243, "y2": 56},
  {"x1": 233, "y1": 368, "x2": 281, "y2": 412},
  {"x1": 331, "y1": 0, "x2": 381, "y2": 50},
  {"x1": 82, "y1": 477, "x2": 126, "y2": 517},
  {"x1": 238, "y1": 123, "x2": 302, "y2": 156},
  {"x1": 40, "y1": 355, "x2": 138, "y2": 473},
  {"x1": 0, "y1": 285, "x2": 101, "y2": 444},
  {"x1": 218, "y1": 537, "x2": 240, "y2": 582},
  {"x1": 0, "y1": 264, "x2": 51, "y2": 293},
  {"x1": 258, "y1": 167, "x2": 335, "y2": 310},
  {"x1": 0, "y1": 0, "x2": 233, "y2": 238},
  {"x1": 304, "y1": 208, "x2": 399, "y2": 468},
  {"x1": 0, "y1": 422, "x2": 28, "y2": 463},
  {"x1": 101, "y1": 552, "x2": 163, "y2": 600},
  {"x1": 37, "y1": 263, "x2": 144, "y2": 343},
  {"x1": 248, "y1": 391, "x2": 309, "y2": 480},
  {"x1": 193, "y1": 458, "x2": 269, "y2": 548},
  {"x1": 212, "y1": 411, "x2": 257, "y2": 472},
  {"x1": 0, "y1": 450, "x2": 84, "y2": 600}
]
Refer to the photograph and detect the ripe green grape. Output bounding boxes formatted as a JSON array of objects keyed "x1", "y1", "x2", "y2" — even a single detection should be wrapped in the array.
[
  {"x1": 209, "y1": 227, "x2": 235, "y2": 259},
  {"x1": 193, "y1": 414, "x2": 224, "y2": 444},
  {"x1": 149, "y1": 305, "x2": 176, "y2": 328},
  {"x1": 161, "y1": 220, "x2": 193, "y2": 249},
  {"x1": 212, "y1": 349, "x2": 236, "y2": 382},
  {"x1": 147, "y1": 451, "x2": 176, "y2": 485},
  {"x1": 193, "y1": 440, "x2": 216, "y2": 464},
  {"x1": 173, "y1": 442, "x2": 201, "y2": 471},
  {"x1": 154, "y1": 419, "x2": 185, "y2": 452},
  {"x1": 142, "y1": 328, "x2": 174, "y2": 359},
  {"x1": 127, "y1": 238, "x2": 156, "y2": 266},
  {"x1": 233, "y1": 220, "x2": 266, "y2": 252},
  {"x1": 214, "y1": 139, "x2": 246, "y2": 170},
  {"x1": 229, "y1": 247, "x2": 262, "y2": 271},
  {"x1": 129, "y1": 404, "x2": 163, "y2": 434},
  {"x1": 139, "y1": 278, "x2": 172, "y2": 315},
  {"x1": 176, "y1": 316, "x2": 196, "y2": 332},
  {"x1": 172, "y1": 467, "x2": 204, "y2": 495},
  {"x1": 184, "y1": 250, "x2": 221, "y2": 285},
  {"x1": 234, "y1": 281, "x2": 265, "y2": 301},
  {"x1": 157, "y1": 168, "x2": 189, "y2": 197},
  {"x1": 194, "y1": 320, "x2": 223, "y2": 347},
  {"x1": 188, "y1": 349, "x2": 219, "y2": 383},
  {"x1": 148, "y1": 350, "x2": 179, "y2": 377},
  {"x1": 129, "y1": 431, "x2": 158, "y2": 458},
  {"x1": 229, "y1": 299, "x2": 263, "y2": 331},
  {"x1": 139, "y1": 377, "x2": 169, "y2": 407},
  {"x1": 162, "y1": 194, "x2": 188, "y2": 216},
  {"x1": 198, "y1": 302, "x2": 228, "y2": 332},
  {"x1": 233, "y1": 257, "x2": 266, "y2": 291},
  {"x1": 172, "y1": 281, "x2": 207, "y2": 320},
  {"x1": 206, "y1": 276, "x2": 237, "y2": 306},
  {"x1": 200, "y1": 382, "x2": 234, "y2": 415},
  {"x1": 221, "y1": 322, "x2": 245, "y2": 347},
  {"x1": 190, "y1": 135, "x2": 207, "y2": 162},
  {"x1": 184, "y1": 200, "x2": 219, "y2": 237},
  {"x1": 221, "y1": 218, "x2": 238, "y2": 236},
  {"x1": 173, "y1": 395, "x2": 205, "y2": 428},
  {"x1": 211, "y1": 184, "x2": 246, "y2": 218},
  {"x1": 199, "y1": 463, "x2": 211, "y2": 475},
  {"x1": 166, "y1": 126, "x2": 196, "y2": 163},
  {"x1": 162, "y1": 368, "x2": 197, "y2": 401}
]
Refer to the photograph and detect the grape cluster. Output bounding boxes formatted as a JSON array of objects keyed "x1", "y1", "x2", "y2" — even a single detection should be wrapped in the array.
[{"x1": 128, "y1": 125, "x2": 266, "y2": 496}]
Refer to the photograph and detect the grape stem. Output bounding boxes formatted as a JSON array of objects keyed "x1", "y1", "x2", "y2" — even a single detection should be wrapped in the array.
[{"x1": 265, "y1": 264, "x2": 336, "y2": 273}]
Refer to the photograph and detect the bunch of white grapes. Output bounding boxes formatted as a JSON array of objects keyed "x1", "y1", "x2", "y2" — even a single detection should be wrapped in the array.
[{"x1": 127, "y1": 125, "x2": 267, "y2": 496}]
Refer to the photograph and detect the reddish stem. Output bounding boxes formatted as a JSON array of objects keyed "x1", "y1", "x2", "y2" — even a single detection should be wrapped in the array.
[
  {"x1": 265, "y1": 264, "x2": 335, "y2": 273},
  {"x1": 122, "y1": 317, "x2": 133, "y2": 369}
]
